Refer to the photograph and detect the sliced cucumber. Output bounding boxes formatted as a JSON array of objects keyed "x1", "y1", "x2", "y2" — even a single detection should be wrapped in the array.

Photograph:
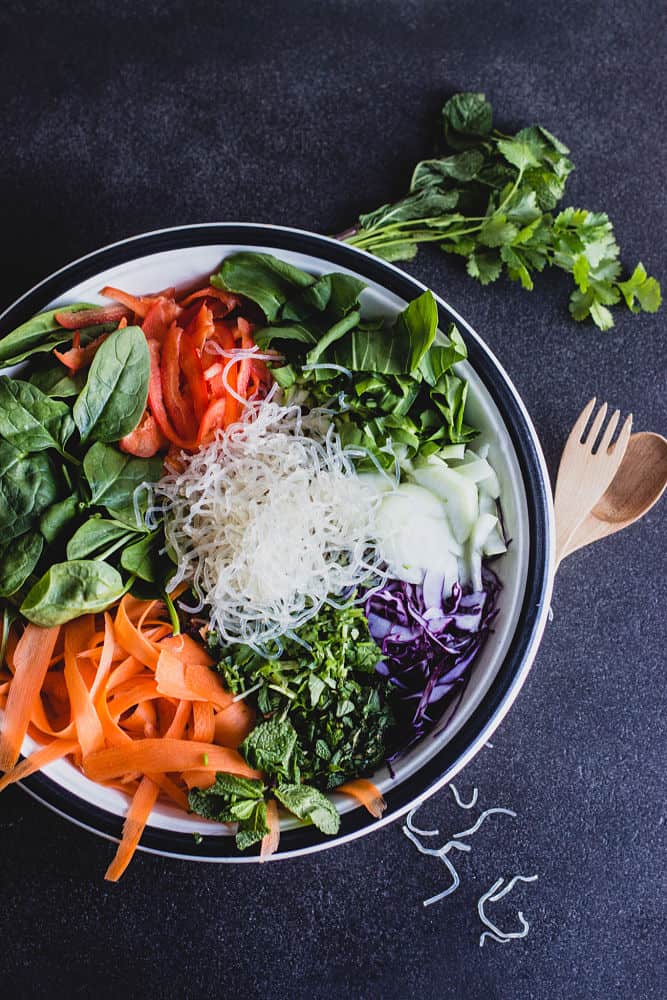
[{"x1": 409, "y1": 463, "x2": 479, "y2": 543}]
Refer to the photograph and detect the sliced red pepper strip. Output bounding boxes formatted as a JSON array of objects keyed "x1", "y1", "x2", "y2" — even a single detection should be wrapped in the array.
[
  {"x1": 142, "y1": 297, "x2": 182, "y2": 342},
  {"x1": 184, "y1": 303, "x2": 215, "y2": 351},
  {"x1": 160, "y1": 323, "x2": 198, "y2": 439},
  {"x1": 223, "y1": 358, "x2": 241, "y2": 426},
  {"x1": 119, "y1": 409, "x2": 169, "y2": 458},
  {"x1": 55, "y1": 305, "x2": 130, "y2": 328},
  {"x1": 147, "y1": 340, "x2": 197, "y2": 450},
  {"x1": 53, "y1": 332, "x2": 110, "y2": 372},
  {"x1": 178, "y1": 285, "x2": 240, "y2": 312},
  {"x1": 179, "y1": 332, "x2": 208, "y2": 423},
  {"x1": 197, "y1": 398, "x2": 228, "y2": 446}
]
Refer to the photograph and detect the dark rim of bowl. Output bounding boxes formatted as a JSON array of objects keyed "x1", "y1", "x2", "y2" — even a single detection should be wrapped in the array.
[{"x1": 1, "y1": 224, "x2": 553, "y2": 862}]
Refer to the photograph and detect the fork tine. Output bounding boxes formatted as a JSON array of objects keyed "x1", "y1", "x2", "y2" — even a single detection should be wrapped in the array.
[
  {"x1": 570, "y1": 397, "x2": 597, "y2": 443},
  {"x1": 583, "y1": 401, "x2": 608, "y2": 447},
  {"x1": 598, "y1": 408, "x2": 620, "y2": 453},
  {"x1": 610, "y1": 413, "x2": 633, "y2": 455}
]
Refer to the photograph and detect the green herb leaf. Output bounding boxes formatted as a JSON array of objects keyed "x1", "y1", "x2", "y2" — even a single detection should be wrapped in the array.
[
  {"x1": 73, "y1": 326, "x2": 150, "y2": 443},
  {"x1": 274, "y1": 782, "x2": 340, "y2": 836},
  {"x1": 442, "y1": 92, "x2": 493, "y2": 147},
  {"x1": 239, "y1": 719, "x2": 299, "y2": 781},
  {"x1": 66, "y1": 516, "x2": 140, "y2": 560}
]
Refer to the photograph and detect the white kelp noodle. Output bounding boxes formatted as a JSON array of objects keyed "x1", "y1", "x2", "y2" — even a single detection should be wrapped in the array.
[{"x1": 152, "y1": 399, "x2": 392, "y2": 652}]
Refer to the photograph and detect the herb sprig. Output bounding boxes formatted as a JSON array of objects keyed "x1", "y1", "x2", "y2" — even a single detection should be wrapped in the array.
[{"x1": 341, "y1": 92, "x2": 661, "y2": 330}]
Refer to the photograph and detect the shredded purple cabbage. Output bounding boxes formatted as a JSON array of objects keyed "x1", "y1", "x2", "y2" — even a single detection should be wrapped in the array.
[{"x1": 365, "y1": 566, "x2": 501, "y2": 757}]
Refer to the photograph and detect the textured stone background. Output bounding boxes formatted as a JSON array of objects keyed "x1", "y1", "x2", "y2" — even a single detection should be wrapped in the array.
[{"x1": 1, "y1": 2, "x2": 665, "y2": 998}]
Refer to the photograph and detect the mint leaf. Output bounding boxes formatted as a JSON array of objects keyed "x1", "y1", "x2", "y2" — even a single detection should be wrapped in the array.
[
  {"x1": 275, "y1": 783, "x2": 340, "y2": 836},
  {"x1": 442, "y1": 92, "x2": 493, "y2": 146},
  {"x1": 239, "y1": 718, "x2": 299, "y2": 781}
]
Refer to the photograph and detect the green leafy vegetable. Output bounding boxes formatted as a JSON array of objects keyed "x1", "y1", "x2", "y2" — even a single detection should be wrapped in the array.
[
  {"x1": 0, "y1": 304, "x2": 95, "y2": 367},
  {"x1": 213, "y1": 252, "x2": 314, "y2": 321},
  {"x1": 20, "y1": 559, "x2": 127, "y2": 626},
  {"x1": 119, "y1": 530, "x2": 163, "y2": 582},
  {"x1": 28, "y1": 364, "x2": 86, "y2": 399},
  {"x1": 0, "y1": 532, "x2": 43, "y2": 597},
  {"x1": 215, "y1": 603, "x2": 395, "y2": 790},
  {"x1": 0, "y1": 377, "x2": 76, "y2": 458},
  {"x1": 342, "y1": 92, "x2": 661, "y2": 330},
  {"x1": 82, "y1": 442, "x2": 161, "y2": 520},
  {"x1": 66, "y1": 516, "x2": 141, "y2": 560},
  {"x1": 239, "y1": 718, "x2": 299, "y2": 782},
  {"x1": 73, "y1": 326, "x2": 150, "y2": 443},
  {"x1": 39, "y1": 495, "x2": 80, "y2": 543},
  {"x1": 273, "y1": 782, "x2": 339, "y2": 836},
  {"x1": 0, "y1": 442, "x2": 59, "y2": 542}
]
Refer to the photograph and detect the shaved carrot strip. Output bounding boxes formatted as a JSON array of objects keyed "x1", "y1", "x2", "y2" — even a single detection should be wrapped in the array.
[
  {"x1": 107, "y1": 678, "x2": 160, "y2": 720},
  {"x1": 336, "y1": 779, "x2": 386, "y2": 818},
  {"x1": 121, "y1": 701, "x2": 158, "y2": 737},
  {"x1": 106, "y1": 656, "x2": 146, "y2": 692},
  {"x1": 213, "y1": 699, "x2": 255, "y2": 748},
  {"x1": 0, "y1": 739, "x2": 78, "y2": 792},
  {"x1": 158, "y1": 632, "x2": 214, "y2": 666},
  {"x1": 105, "y1": 775, "x2": 160, "y2": 881},
  {"x1": 89, "y1": 613, "x2": 116, "y2": 701},
  {"x1": 155, "y1": 651, "x2": 233, "y2": 711},
  {"x1": 104, "y1": 700, "x2": 191, "y2": 880},
  {"x1": 62, "y1": 618, "x2": 105, "y2": 758},
  {"x1": 150, "y1": 773, "x2": 189, "y2": 811},
  {"x1": 193, "y1": 701, "x2": 215, "y2": 743},
  {"x1": 115, "y1": 595, "x2": 160, "y2": 670},
  {"x1": 260, "y1": 798, "x2": 281, "y2": 861},
  {"x1": 0, "y1": 624, "x2": 60, "y2": 772},
  {"x1": 84, "y1": 739, "x2": 259, "y2": 782}
]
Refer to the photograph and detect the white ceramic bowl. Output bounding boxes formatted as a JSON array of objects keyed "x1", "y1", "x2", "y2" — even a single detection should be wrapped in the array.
[{"x1": 0, "y1": 224, "x2": 554, "y2": 861}]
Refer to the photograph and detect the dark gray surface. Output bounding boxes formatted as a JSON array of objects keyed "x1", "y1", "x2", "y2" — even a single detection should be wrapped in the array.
[{"x1": 1, "y1": 2, "x2": 665, "y2": 998}]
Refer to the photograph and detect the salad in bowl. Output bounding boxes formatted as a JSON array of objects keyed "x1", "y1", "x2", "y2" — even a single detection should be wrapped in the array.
[{"x1": 0, "y1": 226, "x2": 552, "y2": 877}]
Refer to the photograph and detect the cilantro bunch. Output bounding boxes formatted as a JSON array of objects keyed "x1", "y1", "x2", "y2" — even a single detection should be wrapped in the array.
[
  {"x1": 342, "y1": 92, "x2": 661, "y2": 330},
  {"x1": 212, "y1": 603, "x2": 396, "y2": 791}
]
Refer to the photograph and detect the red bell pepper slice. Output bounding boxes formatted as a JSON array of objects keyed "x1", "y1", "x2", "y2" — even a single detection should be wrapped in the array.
[
  {"x1": 179, "y1": 332, "x2": 208, "y2": 423},
  {"x1": 178, "y1": 285, "x2": 240, "y2": 313},
  {"x1": 142, "y1": 297, "x2": 182, "y2": 342},
  {"x1": 147, "y1": 339, "x2": 197, "y2": 450},
  {"x1": 160, "y1": 324, "x2": 199, "y2": 439},
  {"x1": 55, "y1": 305, "x2": 130, "y2": 328},
  {"x1": 119, "y1": 410, "x2": 169, "y2": 458},
  {"x1": 184, "y1": 303, "x2": 215, "y2": 351},
  {"x1": 53, "y1": 332, "x2": 110, "y2": 372},
  {"x1": 196, "y1": 398, "x2": 229, "y2": 446}
]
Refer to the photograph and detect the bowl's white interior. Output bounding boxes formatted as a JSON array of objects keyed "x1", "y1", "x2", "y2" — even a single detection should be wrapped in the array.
[{"x1": 7, "y1": 243, "x2": 529, "y2": 836}]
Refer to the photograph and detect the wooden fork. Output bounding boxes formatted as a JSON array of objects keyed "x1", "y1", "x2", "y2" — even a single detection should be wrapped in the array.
[{"x1": 553, "y1": 398, "x2": 633, "y2": 569}]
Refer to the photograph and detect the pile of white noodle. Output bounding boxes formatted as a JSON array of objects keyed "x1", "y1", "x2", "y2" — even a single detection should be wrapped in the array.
[{"x1": 152, "y1": 399, "x2": 391, "y2": 652}]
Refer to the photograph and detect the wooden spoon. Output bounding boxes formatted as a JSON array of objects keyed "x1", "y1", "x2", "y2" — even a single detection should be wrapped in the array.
[{"x1": 562, "y1": 431, "x2": 667, "y2": 558}]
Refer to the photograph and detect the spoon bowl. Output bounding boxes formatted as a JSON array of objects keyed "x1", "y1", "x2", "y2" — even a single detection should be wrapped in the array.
[{"x1": 563, "y1": 431, "x2": 667, "y2": 557}]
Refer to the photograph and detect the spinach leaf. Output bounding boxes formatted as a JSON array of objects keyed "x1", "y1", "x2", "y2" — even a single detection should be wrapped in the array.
[
  {"x1": 281, "y1": 273, "x2": 366, "y2": 322},
  {"x1": 0, "y1": 304, "x2": 95, "y2": 367},
  {"x1": 73, "y1": 326, "x2": 150, "y2": 443},
  {"x1": 239, "y1": 719, "x2": 299, "y2": 782},
  {"x1": 305, "y1": 310, "x2": 361, "y2": 366},
  {"x1": 119, "y1": 530, "x2": 162, "y2": 582},
  {"x1": 274, "y1": 782, "x2": 340, "y2": 836},
  {"x1": 29, "y1": 364, "x2": 86, "y2": 399},
  {"x1": 20, "y1": 559, "x2": 127, "y2": 626},
  {"x1": 0, "y1": 443, "x2": 59, "y2": 541},
  {"x1": 394, "y1": 290, "x2": 439, "y2": 372},
  {"x1": 39, "y1": 495, "x2": 80, "y2": 543},
  {"x1": 0, "y1": 531, "x2": 43, "y2": 597},
  {"x1": 0, "y1": 377, "x2": 75, "y2": 457},
  {"x1": 213, "y1": 252, "x2": 314, "y2": 321},
  {"x1": 66, "y1": 516, "x2": 140, "y2": 560},
  {"x1": 82, "y1": 442, "x2": 161, "y2": 519}
]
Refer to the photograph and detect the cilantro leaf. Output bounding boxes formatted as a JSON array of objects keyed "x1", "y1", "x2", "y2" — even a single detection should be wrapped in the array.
[{"x1": 343, "y1": 91, "x2": 661, "y2": 330}]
